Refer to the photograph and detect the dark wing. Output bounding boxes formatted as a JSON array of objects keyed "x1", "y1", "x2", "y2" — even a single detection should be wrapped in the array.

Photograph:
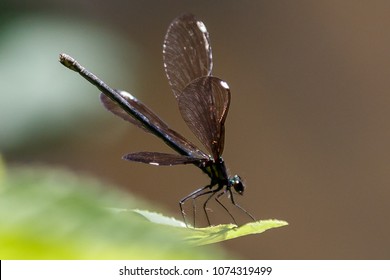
[
  {"x1": 177, "y1": 77, "x2": 231, "y2": 159},
  {"x1": 100, "y1": 90, "x2": 208, "y2": 159},
  {"x1": 100, "y1": 90, "x2": 166, "y2": 133},
  {"x1": 163, "y1": 13, "x2": 212, "y2": 98},
  {"x1": 123, "y1": 152, "x2": 205, "y2": 166}
]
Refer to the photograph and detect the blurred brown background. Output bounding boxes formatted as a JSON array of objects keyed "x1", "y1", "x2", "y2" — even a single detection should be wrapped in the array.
[{"x1": 1, "y1": 0, "x2": 390, "y2": 259}]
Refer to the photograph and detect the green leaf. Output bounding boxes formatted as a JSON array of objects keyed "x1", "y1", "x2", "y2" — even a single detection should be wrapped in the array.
[
  {"x1": 130, "y1": 209, "x2": 187, "y2": 227},
  {"x1": 182, "y1": 220, "x2": 288, "y2": 246},
  {"x1": 132, "y1": 210, "x2": 288, "y2": 246},
  {"x1": 0, "y1": 165, "x2": 287, "y2": 259}
]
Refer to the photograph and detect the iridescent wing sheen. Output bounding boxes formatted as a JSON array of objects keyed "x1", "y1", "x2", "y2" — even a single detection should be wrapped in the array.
[
  {"x1": 177, "y1": 77, "x2": 231, "y2": 159},
  {"x1": 163, "y1": 13, "x2": 213, "y2": 99}
]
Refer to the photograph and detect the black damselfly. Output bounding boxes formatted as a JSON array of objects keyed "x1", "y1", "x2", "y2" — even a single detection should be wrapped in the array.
[{"x1": 59, "y1": 13, "x2": 255, "y2": 227}]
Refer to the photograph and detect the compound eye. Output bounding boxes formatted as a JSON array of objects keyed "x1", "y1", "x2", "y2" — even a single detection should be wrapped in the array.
[{"x1": 231, "y1": 175, "x2": 245, "y2": 195}]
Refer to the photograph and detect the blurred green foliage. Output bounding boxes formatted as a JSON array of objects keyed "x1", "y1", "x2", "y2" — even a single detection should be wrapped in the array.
[{"x1": 0, "y1": 165, "x2": 224, "y2": 259}]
